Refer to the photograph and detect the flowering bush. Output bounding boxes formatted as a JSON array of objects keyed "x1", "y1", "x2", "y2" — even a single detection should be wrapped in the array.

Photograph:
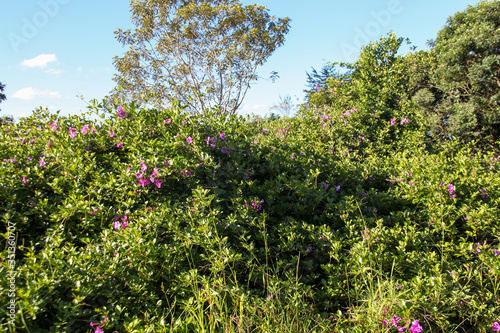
[{"x1": 0, "y1": 103, "x2": 499, "y2": 332}]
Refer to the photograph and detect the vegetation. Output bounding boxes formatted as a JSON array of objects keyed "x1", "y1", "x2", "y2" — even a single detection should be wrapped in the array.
[
  {"x1": 1, "y1": 1, "x2": 500, "y2": 333},
  {"x1": 111, "y1": 0, "x2": 290, "y2": 116}
]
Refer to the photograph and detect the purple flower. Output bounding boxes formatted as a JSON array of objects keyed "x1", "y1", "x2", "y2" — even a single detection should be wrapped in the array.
[
  {"x1": 186, "y1": 136, "x2": 192, "y2": 144},
  {"x1": 117, "y1": 105, "x2": 127, "y2": 118},
  {"x1": 324, "y1": 183, "x2": 329, "y2": 189},
  {"x1": 121, "y1": 221, "x2": 129, "y2": 229},
  {"x1": 335, "y1": 185, "x2": 340, "y2": 191},
  {"x1": 81, "y1": 124, "x2": 89, "y2": 134},
  {"x1": 21, "y1": 176, "x2": 28, "y2": 184},
  {"x1": 307, "y1": 247, "x2": 312, "y2": 253},
  {"x1": 205, "y1": 137, "x2": 211, "y2": 145},
  {"x1": 220, "y1": 133, "x2": 226, "y2": 140},
  {"x1": 39, "y1": 159, "x2": 46, "y2": 167},
  {"x1": 492, "y1": 321, "x2": 500, "y2": 332},
  {"x1": 408, "y1": 320, "x2": 423, "y2": 333},
  {"x1": 494, "y1": 249, "x2": 499, "y2": 256}
]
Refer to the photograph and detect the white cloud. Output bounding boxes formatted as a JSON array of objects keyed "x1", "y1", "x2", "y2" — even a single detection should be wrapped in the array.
[
  {"x1": 20, "y1": 54, "x2": 57, "y2": 69},
  {"x1": 45, "y1": 68, "x2": 63, "y2": 75},
  {"x1": 12, "y1": 87, "x2": 61, "y2": 100},
  {"x1": 241, "y1": 104, "x2": 268, "y2": 111}
]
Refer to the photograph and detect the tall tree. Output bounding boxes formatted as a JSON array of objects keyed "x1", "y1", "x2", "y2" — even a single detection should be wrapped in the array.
[
  {"x1": 112, "y1": 0, "x2": 290, "y2": 116},
  {"x1": 431, "y1": 0, "x2": 500, "y2": 145},
  {"x1": 0, "y1": 82, "x2": 6, "y2": 112}
]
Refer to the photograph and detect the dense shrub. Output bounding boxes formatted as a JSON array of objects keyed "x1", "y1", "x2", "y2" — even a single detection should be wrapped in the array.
[{"x1": 1, "y1": 101, "x2": 499, "y2": 332}]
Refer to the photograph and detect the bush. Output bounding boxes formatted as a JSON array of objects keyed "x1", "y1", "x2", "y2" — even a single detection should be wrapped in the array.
[{"x1": 1, "y1": 101, "x2": 499, "y2": 332}]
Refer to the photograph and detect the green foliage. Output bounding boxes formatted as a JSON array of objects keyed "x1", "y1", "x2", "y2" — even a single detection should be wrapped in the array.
[
  {"x1": 111, "y1": 0, "x2": 290, "y2": 116},
  {"x1": 302, "y1": 33, "x2": 428, "y2": 153},
  {"x1": 431, "y1": 0, "x2": 500, "y2": 145},
  {"x1": 1, "y1": 102, "x2": 499, "y2": 332},
  {"x1": 0, "y1": 82, "x2": 6, "y2": 112}
]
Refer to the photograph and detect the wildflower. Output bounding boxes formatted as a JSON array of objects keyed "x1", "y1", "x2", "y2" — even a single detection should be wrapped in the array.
[
  {"x1": 136, "y1": 173, "x2": 142, "y2": 179},
  {"x1": 27, "y1": 157, "x2": 32, "y2": 161},
  {"x1": 307, "y1": 247, "x2": 312, "y2": 253},
  {"x1": 141, "y1": 163, "x2": 147, "y2": 172},
  {"x1": 47, "y1": 142, "x2": 51, "y2": 147},
  {"x1": 117, "y1": 105, "x2": 127, "y2": 118},
  {"x1": 109, "y1": 131, "x2": 114, "y2": 138},
  {"x1": 155, "y1": 179, "x2": 162, "y2": 188},
  {"x1": 21, "y1": 177, "x2": 28, "y2": 184},
  {"x1": 220, "y1": 133, "x2": 225, "y2": 139},
  {"x1": 114, "y1": 222, "x2": 121, "y2": 230},
  {"x1": 205, "y1": 136, "x2": 211, "y2": 145},
  {"x1": 95, "y1": 326, "x2": 104, "y2": 333},
  {"x1": 152, "y1": 167, "x2": 158, "y2": 177},
  {"x1": 39, "y1": 159, "x2": 46, "y2": 167},
  {"x1": 81, "y1": 124, "x2": 89, "y2": 134},
  {"x1": 186, "y1": 136, "x2": 192, "y2": 144},
  {"x1": 116, "y1": 143, "x2": 123, "y2": 148},
  {"x1": 324, "y1": 183, "x2": 329, "y2": 189},
  {"x1": 492, "y1": 320, "x2": 500, "y2": 331},
  {"x1": 391, "y1": 119, "x2": 396, "y2": 125},
  {"x1": 494, "y1": 249, "x2": 498, "y2": 256},
  {"x1": 335, "y1": 185, "x2": 340, "y2": 191},
  {"x1": 165, "y1": 119, "x2": 170, "y2": 125},
  {"x1": 49, "y1": 122, "x2": 57, "y2": 131},
  {"x1": 122, "y1": 221, "x2": 129, "y2": 229},
  {"x1": 68, "y1": 127, "x2": 77, "y2": 138}
]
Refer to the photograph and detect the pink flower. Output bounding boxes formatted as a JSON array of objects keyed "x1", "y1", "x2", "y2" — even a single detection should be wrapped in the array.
[
  {"x1": 117, "y1": 105, "x2": 127, "y2": 118},
  {"x1": 220, "y1": 133, "x2": 226, "y2": 139},
  {"x1": 39, "y1": 159, "x2": 46, "y2": 167},
  {"x1": 492, "y1": 321, "x2": 500, "y2": 331},
  {"x1": 122, "y1": 221, "x2": 129, "y2": 229},
  {"x1": 152, "y1": 167, "x2": 158, "y2": 177},
  {"x1": 141, "y1": 164, "x2": 147, "y2": 172},
  {"x1": 109, "y1": 131, "x2": 115, "y2": 138},
  {"x1": 409, "y1": 320, "x2": 423, "y2": 333},
  {"x1": 390, "y1": 119, "x2": 396, "y2": 125},
  {"x1": 165, "y1": 119, "x2": 170, "y2": 125},
  {"x1": 68, "y1": 127, "x2": 76, "y2": 138},
  {"x1": 186, "y1": 136, "x2": 193, "y2": 144},
  {"x1": 21, "y1": 176, "x2": 28, "y2": 184},
  {"x1": 116, "y1": 143, "x2": 123, "y2": 148},
  {"x1": 81, "y1": 124, "x2": 89, "y2": 134},
  {"x1": 114, "y1": 222, "x2": 121, "y2": 229},
  {"x1": 155, "y1": 179, "x2": 162, "y2": 188},
  {"x1": 95, "y1": 326, "x2": 104, "y2": 333}
]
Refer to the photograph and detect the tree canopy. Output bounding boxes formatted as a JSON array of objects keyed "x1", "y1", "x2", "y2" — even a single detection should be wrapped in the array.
[
  {"x1": 430, "y1": 0, "x2": 500, "y2": 145},
  {"x1": 0, "y1": 82, "x2": 6, "y2": 112},
  {"x1": 111, "y1": 0, "x2": 290, "y2": 116}
]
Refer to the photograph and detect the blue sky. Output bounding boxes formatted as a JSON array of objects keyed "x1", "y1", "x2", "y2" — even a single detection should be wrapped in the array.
[{"x1": 0, "y1": 0, "x2": 482, "y2": 119}]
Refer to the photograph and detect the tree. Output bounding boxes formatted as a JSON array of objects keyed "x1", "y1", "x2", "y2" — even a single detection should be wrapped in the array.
[
  {"x1": 111, "y1": 0, "x2": 290, "y2": 116},
  {"x1": 430, "y1": 0, "x2": 500, "y2": 145},
  {"x1": 0, "y1": 82, "x2": 6, "y2": 112}
]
